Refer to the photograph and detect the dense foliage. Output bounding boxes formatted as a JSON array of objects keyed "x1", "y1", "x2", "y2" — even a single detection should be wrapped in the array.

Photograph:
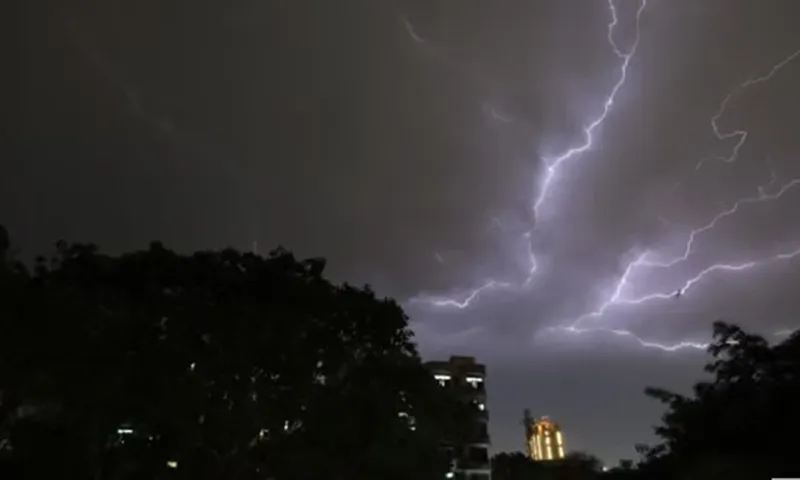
[{"x1": 0, "y1": 228, "x2": 469, "y2": 479}]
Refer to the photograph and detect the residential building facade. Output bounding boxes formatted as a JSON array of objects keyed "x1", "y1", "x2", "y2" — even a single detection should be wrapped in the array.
[{"x1": 426, "y1": 356, "x2": 491, "y2": 480}]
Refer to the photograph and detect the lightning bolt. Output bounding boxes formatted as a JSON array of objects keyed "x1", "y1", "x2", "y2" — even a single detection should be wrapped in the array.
[
  {"x1": 482, "y1": 103, "x2": 514, "y2": 123},
  {"x1": 413, "y1": 279, "x2": 514, "y2": 309},
  {"x1": 411, "y1": 231, "x2": 536, "y2": 308},
  {"x1": 556, "y1": 175, "x2": 800, "y2": 351},
  {"x1": 549, "y1": 45, "x2": 800, "y2": 351},
  {"x1": 522, "y1": 232, "x2": 538, "y2": 286},
  {"x1": 553, "y1": 319, "x2": 798, "y2": 353},
  {"x1": 619, "y1": 245, "x2": 800, "y2": 311},
  {"x1": 402, "y1": 3, "x2": 800, "y2": 352},
  {"x1": 554, "y1": 325, "x2": 711, "y2": 352},
  {"x1": 534, "y1": 0, "x2": 647, "y2": 218},
  {"x1": 695, "y1": 47, "x2": 800, "y2": 171},
  {"x1": 409, "y1": 0, "x2": 647, "y2": 309},
  {"x1": 552, "y1": 244, "x2": 800, "y2": 352},
  {"x1": 402, "y1": 17, "x2": 426, "y2": 45},
  {"x1": 641, "y1": 176, "x2": 800, "y2": 270}
]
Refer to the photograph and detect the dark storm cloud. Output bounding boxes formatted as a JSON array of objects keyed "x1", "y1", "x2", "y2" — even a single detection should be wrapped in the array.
[
  {"x1": 5, "y1": 0, "x2": 800, "y2": 466},
  {"x1": 6, "y1": 0, "x2": 533, "y2": 298}
]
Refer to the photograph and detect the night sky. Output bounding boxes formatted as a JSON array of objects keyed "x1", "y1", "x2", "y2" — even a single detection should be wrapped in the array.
[{"x1": 6, "y1": 0, "x2": 800, "y2": 465}]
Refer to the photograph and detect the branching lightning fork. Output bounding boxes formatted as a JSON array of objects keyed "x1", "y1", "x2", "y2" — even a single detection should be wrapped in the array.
[
  {"x1": 556, "y1": 47, "x2": 800, "y2": 351},
  {"x1": 534, "y1": 0, "x2": 647, "y2": 218},
  {"x1": 641, "y1": 177, "x2": 800, "y2": 270},
  {"x1": 402, "y1": 2, "x2": 800, "y2": 351},
  {"x1": 410, "y1": 0, "x2": 647, "y2": 310},
  {"x1": 556, "y1": 242, "x2": 800, "y2": 352}
]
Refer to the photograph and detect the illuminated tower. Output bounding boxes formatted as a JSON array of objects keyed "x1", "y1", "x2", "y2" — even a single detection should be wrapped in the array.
[{"x1": 524, "y1": 415, "x2": 565, "y2": 461}]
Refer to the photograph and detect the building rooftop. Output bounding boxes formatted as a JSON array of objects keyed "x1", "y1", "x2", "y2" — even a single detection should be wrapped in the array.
[{"x1": 424, "y1": 356, "x2": 486, "y2": 375}]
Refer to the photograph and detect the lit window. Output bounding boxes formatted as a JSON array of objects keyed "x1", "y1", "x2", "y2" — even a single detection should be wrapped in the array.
[
  {"x1": 531, "y1": 436, "x2": 540, "y2": 460},
  {"x1": 465, "y1": 376, "x2": 484, "y2": 388},
  {"x1": 539, "y1": 436, "x2": 546, "y2": 460},
  {"x1": 434, "y1": 374, "x2": 451, "y2": 386}
]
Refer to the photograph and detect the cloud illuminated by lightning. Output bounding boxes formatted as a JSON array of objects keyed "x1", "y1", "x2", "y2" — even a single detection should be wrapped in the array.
[
  {"x1": 409, "y1": 0, "x2": 647, "y2": 310},
  {"x1": 402, "y1": 2, "x2": 800, "y2": 353}
]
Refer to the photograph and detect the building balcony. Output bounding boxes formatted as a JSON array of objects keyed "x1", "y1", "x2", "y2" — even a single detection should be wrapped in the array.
[
  {"x1": 474, "y1": 408, "x2": 488, "y2": 421},
  {"x1": 458, "y1": 459, "x2": 491, "y2": 471},
  {"x1": 466, "y1": 422, "x2": 490, "y2": 444},
  {"x1": 463, "y1": 444, "x2": 488, "y2": 457},
  {"x1": 456, "y1": 384, "x2": 486, "y2": 400},
  {"x1": 467, "y1": 434, "x2": 490, "y2": 445}
]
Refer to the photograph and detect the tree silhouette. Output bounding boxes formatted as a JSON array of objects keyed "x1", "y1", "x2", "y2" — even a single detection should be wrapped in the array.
[
  {"x1": 0, "y1": 225, "x2": 8, "y2": 259},
  {"x1": 492, "y1": 451, "x2": 602, "y2": 480},
  {"x1": 637, "y1": 321, "x2": 800, "y2": 479},
  {"x1": 0, "y1": 237, "x2": 468, "y2": 479},
  {"x1": 492, "y1": 451, "x2": 538, "y2": 480}
]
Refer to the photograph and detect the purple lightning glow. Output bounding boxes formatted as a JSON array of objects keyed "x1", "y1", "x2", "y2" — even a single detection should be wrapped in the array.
[
  {"x1": 402, "y1": 2, "x2": 800, "y2": 352},
  {"x1": 409, "y1": 0, "x2": 647, "y2": 310},
  {"x1": 571, "y1": 243, "x2": 800, "y2": 329},
  {"x1": 554, "y1": 243, "x2": 800, "y2": 352}
]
